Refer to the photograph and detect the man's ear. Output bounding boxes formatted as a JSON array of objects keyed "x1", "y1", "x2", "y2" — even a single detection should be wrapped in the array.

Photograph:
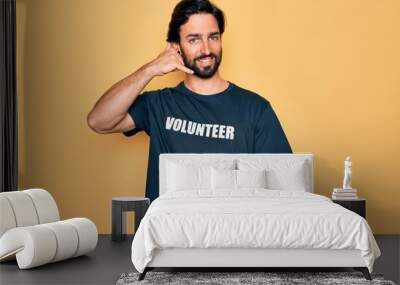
[{"x1": 172, "y1": 42, "x2": 181, "y2": 54}]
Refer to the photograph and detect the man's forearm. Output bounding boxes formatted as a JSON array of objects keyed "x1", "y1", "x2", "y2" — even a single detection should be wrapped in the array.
[{"x1": 87, "y1": 63, "x2": 156, "y2": 131}]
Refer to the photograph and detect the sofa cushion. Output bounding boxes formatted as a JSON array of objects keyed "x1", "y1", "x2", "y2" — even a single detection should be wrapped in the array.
[
  {"x1": 0, "y1": 196, "x2": 17, "y2": 237},
  {"x1": 0, "y1": 192, "x2": 39, "y2": 227}
]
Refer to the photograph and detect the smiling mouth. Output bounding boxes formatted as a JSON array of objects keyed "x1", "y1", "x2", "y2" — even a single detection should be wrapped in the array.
[{"x1": 197, "y1": 57, "x2": 214, "y2": 64}]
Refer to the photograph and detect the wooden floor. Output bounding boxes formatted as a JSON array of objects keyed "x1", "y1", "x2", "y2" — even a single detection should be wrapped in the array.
[{"x1": 0, "y1": 235, "x2": 398, "y2": 285}]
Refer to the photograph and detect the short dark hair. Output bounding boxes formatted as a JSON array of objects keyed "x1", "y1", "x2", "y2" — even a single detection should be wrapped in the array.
[{"x1": 167, "y1": 0, "x2": 226, "y2": 43}]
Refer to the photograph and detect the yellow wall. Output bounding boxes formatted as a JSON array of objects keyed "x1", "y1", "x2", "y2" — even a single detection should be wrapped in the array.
[{"x1": 16, "y1": 0, "x2": 400, "y2": 234}]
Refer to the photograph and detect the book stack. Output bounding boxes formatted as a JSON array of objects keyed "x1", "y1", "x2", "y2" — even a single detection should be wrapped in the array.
[{"x1": 332, "y1": 188, "x2": 358, "y2": 200}]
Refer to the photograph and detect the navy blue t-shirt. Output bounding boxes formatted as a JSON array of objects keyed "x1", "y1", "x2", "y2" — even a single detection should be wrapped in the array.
[{"x1": 123, "y1": 81, "x2": 292, "y2": 202}]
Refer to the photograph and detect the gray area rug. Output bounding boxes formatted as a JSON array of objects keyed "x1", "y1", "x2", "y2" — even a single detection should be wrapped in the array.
[{"x1": 116, "y1": 271, "x2": 396, "y2": 285}]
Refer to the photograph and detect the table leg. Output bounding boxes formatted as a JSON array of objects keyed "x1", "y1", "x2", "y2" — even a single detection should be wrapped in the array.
[{"x1": 112, "y1": 201, "x2": 126, "y2": 241}]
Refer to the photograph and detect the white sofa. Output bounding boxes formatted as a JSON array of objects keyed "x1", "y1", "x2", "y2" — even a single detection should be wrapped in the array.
[{"x1": 0, "y1": 188, "x2": 98, "y2": 269}]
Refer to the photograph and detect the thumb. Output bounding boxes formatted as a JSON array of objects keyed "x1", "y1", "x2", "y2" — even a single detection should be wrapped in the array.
[{"x1": 176, "y1": 63, "x2": 194, "y2": 74}]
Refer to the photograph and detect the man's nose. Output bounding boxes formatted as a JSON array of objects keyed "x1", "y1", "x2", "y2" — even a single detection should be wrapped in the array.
[{"x1": 200, "y1": 39, "x2": 211, "y2": 55}]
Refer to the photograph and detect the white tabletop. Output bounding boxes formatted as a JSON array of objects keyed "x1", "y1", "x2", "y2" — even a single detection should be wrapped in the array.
[{"x1": 112, "y1": 197, "x2": 149, "y2": 201}]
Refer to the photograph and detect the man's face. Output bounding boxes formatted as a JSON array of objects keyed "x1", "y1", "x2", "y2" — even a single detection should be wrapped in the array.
[{"x1": 177, "y1": 13, "x2": 222, "y2": 79}]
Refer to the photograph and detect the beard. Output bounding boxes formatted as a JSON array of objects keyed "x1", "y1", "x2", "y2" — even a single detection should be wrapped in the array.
[{"x1": 181, "y1": 48, "x2": 222, "y2": 79}]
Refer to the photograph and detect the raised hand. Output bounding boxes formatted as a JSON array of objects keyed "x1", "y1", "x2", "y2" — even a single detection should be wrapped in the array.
[{"x1": 147, "y1": 43, "x2": 194, "y2": 76}]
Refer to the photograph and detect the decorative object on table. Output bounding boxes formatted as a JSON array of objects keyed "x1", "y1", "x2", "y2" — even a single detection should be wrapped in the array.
[
  {"x1": 343, "y1": 156, "x2": 353, "y2": 189},
  {"x1": 0, "y1": 188, "x2": 98, "y2": 269},
  {"x1": 116, "y1": 271, "x2": 394, "y2": 285},
  {"x1": 332, "y1": 197, "x2": 366, "y2": 218},
  {"x1": 332, "y1": 156, "x2": 358, "y2": 200},
  {"x1": 112, "y1": 197, "x2": 150, "y2": 242},
  {"x1": 332, "y1": 187, "x2": 359, "y2": 200}
]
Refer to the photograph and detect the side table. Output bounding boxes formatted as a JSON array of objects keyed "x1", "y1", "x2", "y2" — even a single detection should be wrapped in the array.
[
  {"x1": 332, "y1": 197, "x2": 366, "y2": 218},
  {"x1": 112, "y1": 197, "x2": 150, "y2": 242}
]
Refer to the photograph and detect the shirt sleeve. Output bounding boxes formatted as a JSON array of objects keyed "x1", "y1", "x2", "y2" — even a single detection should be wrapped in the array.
[
  {"x1": 253, "y1": 102, "x2": 293, "y2": 153},
  {"x1": 122, "y1": 91, "x2": 151, "y2": 137}
]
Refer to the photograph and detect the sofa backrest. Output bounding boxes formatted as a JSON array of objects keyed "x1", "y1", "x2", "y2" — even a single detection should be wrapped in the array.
[
  {"x1": 159, "y1": 153, "x2": 314, "y2": 195},
  {"x1": 0, "y1": 188, "x2": 60, "y2": 238}
]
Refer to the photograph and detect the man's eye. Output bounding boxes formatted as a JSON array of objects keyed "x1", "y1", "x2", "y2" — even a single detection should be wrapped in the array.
[
  {"x1": 189, "y1": 38, "x2": 198, "y2": 44},
  {"x1": 211, "y1": 36, "x2": 219, "y2": 40}
]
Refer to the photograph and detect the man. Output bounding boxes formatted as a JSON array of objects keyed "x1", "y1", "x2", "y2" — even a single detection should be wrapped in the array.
[{"x1": 87, "y1": 0, "x2": 292, "y2": 202}]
